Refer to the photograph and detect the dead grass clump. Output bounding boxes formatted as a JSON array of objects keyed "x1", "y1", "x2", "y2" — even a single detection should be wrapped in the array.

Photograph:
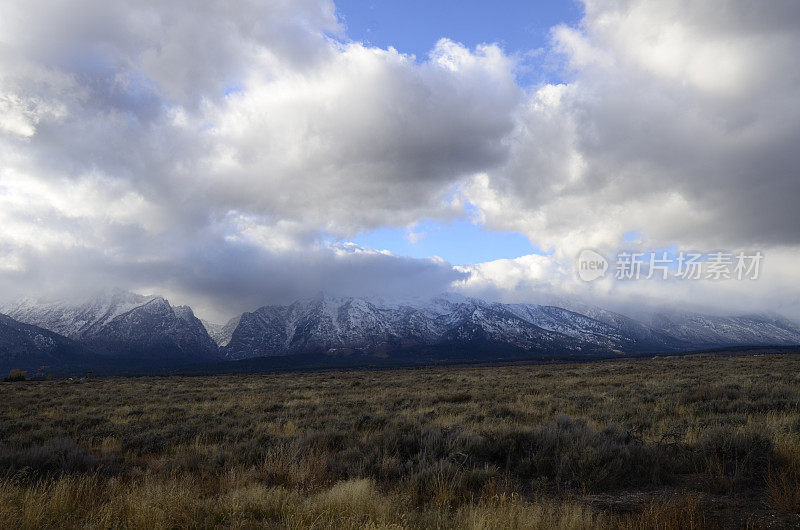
[
  {"x1": 457, "y1": 494, "x2": 606, "y2": 530},
  {"x1": 614, "y1": 493, "x2": 708, "y2": 530},
  {"x1": 257, "y1": 444, "x2": 332, "y2": 491},
  {"x1": 695, "y1": 426, "x2": 774, "y2": 492},
  {"x1": 765, "y1": 467, "x2": 800, "y2": 513}
]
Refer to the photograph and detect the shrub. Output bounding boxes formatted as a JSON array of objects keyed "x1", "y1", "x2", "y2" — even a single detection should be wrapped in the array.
[
  {"x1": 695, "y1": 426, "x2": 774, "y2": 492},
  {"x1": 765, "y1": 468, "x2": 800, "y2": 513},
  {"x1": 4, "y1": 369, "x2": 26, "y2": 382},
  {"x1": 0, "y1": 439, "x2": 118, "y2": 477}
]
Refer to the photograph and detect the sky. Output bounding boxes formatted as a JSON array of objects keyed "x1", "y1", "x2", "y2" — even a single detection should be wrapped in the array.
[
  {"x1": 335, "y1": 0, "x2": 581, "y2": 85},
  {"x1": 0, "y1": 0, "x2": 799, "y2": 322},
  {"x1": 335, "y1": 0, "x2": 578, "y2": 263}
]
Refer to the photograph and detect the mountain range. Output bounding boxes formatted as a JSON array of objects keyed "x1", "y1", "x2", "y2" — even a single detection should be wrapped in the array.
[{"x1": 1, "y1": 290, "x2": 799, "y2": 374}]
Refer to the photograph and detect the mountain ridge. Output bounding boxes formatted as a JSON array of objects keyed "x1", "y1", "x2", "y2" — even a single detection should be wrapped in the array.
[
  {"x1": 3, "y1": 290, "x2": 800, "y2": 373},
  {"x1": 1, "y1": 291, "x2": 219, "y2": 365}
]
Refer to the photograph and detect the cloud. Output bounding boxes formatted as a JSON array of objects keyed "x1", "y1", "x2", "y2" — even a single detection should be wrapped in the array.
[
  {"x1": 467, "y1": 0, "x2": 800, "y2": 252},
  {"x1": 0, "y1": 0, "x2": 798, "y2": 321},
  {"x1": 455, "y1": 249, "x2": 800, "y2": 320},
  {"x1": 199, "y1": 38, "x2": 519, "y2": 234},
  {"x1": 0, "y1": 0, "x2": 518, "y2": 318},
  {"x1": 456, "y1": 0, "x2": 800, "y2": 318},
  {"x1": 0, "y1": 236, "x2": 466, "y2": 322}
]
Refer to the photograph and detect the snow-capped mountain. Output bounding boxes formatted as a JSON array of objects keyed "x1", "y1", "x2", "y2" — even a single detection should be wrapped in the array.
[
  {"x1": 647, "y1": 310, "x2": 800, "y2": 348},
  {"x1": 0, "y1": 314, "x2": 92, "y2": 371},
  {"x1": 1, "y1": 291, "x2": 219, "y2": 362},
  {"x1": 0, "y1": 289, "x2": 154, "y2": 340},
  {"x1": 526, "y1": 299, "x2": 693, "y2": 352},
  {"x1": 222, "y1": 294, "x2": 651, "y2": 360},
  {"x1": 80, "y1": 298, "x2": 219, "y2": 360},
  {"x1": 222, "y1": 293, "x2": 800, "y2": 360},
  {"x1": 224, "y1": 294, "x2": 444, "y2": 360},
  {"x1": 3, "y1": 290, "x2": 800, "y2": 371}
]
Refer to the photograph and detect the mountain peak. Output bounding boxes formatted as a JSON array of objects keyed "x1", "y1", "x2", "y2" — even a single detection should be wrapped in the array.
[{"x1": 0, "y1": 290, "x2": 219, "y2": 363}]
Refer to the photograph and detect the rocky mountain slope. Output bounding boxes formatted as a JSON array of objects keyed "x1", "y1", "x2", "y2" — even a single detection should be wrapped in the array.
[
  {"x1": 1, "y1": 291, "x2": 218, "y2": 362},
  {"x1": 223, "y1": 294, "x2": 609, "y2": 360},
  {"x1": 0, "y1": 314, "x2": 93, "y2": 372},
  {"x1": 647, "y1": 310, "x2": 800, "y2": 348},
  {"x1": 202, "y1": 316, "x2": 241, "y2": 347},
  {"x1": 3, "y1": 291, "x2": 800, "y2": 372},
  {"x1": 221, "y1": 293, "x2": 800, "y2": 360},
  {"x1": 0, "y1": 289, "x2": 153, "y2": 340}
]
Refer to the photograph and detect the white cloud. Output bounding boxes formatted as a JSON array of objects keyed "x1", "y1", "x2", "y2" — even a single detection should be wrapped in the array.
[
  {"x1": 455, "y1": 247, "x2": 800, "y2": 320},
  {"x1": 0, "y1": 0, "x2": 798, "y2": 321},
  {"x1": 0, "y1": 0, "x2": 518, "y2": 317},
  {"x1": 468, "y1": 0, "x2": 800, "y2": 252},
  {"x1": 406, "y1": 231, "x2": 426, "y2": 244},
  {"x1": 458, "y1": 0, "x2": 800, "y2": 318},
  {"x1": 198, "y1": 38, "x2": 519, "y2": 235}
]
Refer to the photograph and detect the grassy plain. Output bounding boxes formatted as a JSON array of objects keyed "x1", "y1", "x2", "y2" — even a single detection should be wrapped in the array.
[{"x1": 2, "y1": 353, "x2": 800, "y2": 528}]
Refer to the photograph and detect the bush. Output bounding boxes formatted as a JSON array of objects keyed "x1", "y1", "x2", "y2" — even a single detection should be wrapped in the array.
[
  {"x1": 765, "y1": 468, "x2": 800, "y2": 513},
  {"x1": 4, "y1": 369, "x2": 26, "y2": 382},
  {"x1": 0, "y1": 439, "x2": 119, "y2": 477},
  {"x1": 696, "y1": 426, "x2": 775, "y2": 492}
]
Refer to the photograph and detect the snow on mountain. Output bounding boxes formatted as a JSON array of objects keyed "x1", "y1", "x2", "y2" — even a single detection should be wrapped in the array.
[
  {"x1": 647, "y1": 310, "x2": 800, "y2": 348},
  {"x1": 224, "y1": 295, "x2": 431, "y2": 360},
  {"x1": 1, "y1": 290, "x2": 219, "y2": 361},
  {"x1": 80, "y1": 298, "x2": 219, "y2": 360},
  {"x1": 527, "y1": 300, "x2": 691, "y2": 352},
  {"x1": 223, "y1": 293, "x2": 612, "y2": 360},
  {"x1": 4, "y1": 290, "x2": 800, "y2": 368},
  {"x1": 547, "y1": 296, "x2": 800, "y2": 350},
  {"x1": 0, "y1": 313, "x2": 93, "y2": 371},
  {"x1": 0, "y1": 289, "x2": 155, "y2": 340},
  {"x1": 223, "y1": 293, "x2": 800, "y2": 360},
  {"x1": 201, "y1": 316, "x2": 241, "y2": 347},
  {"x1": 502, "y1": 304, "x2": 629, "y2": 349}
]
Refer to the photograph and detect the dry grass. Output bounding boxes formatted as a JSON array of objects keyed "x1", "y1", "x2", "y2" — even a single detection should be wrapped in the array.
[
  {"x1": 0, "y1": 474, "x2": 712, "y2": 529},
  {"x1": 765, "y1": 468, "x2": 800, "y2": 513},
  {"x1": 612, "y1": 494, "x2": 707, "y2": 530},
  {"x1": 2, "y1": 353, "x2": 800, "y2": 527}
]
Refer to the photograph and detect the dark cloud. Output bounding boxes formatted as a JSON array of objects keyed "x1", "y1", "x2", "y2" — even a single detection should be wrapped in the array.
[
  {"x1": 0, "y1": 0, "x2": 517, "y2": 318},
  {"x1": 469, "y1": 0, "x2": 800, "y2": 251},
  {"x1": 1, "y1": 0, "x2": 798, "y2": 321},
  {"x1": 0, "y1": 241, "x2": 464, "y2": 322}
]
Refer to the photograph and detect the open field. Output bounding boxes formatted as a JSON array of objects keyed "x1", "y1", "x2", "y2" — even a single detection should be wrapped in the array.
[{"x1": 2, "y1": 353, "x2": 800, "y2": 528}]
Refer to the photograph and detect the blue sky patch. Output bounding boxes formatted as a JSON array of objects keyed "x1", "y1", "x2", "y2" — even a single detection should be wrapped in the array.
[
  {"x1": 345, "y1": 218, "x2": 549, "y2": 266},
  {"x1": 334, "y1": 0, "x2": 582, "y2": 85}
]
